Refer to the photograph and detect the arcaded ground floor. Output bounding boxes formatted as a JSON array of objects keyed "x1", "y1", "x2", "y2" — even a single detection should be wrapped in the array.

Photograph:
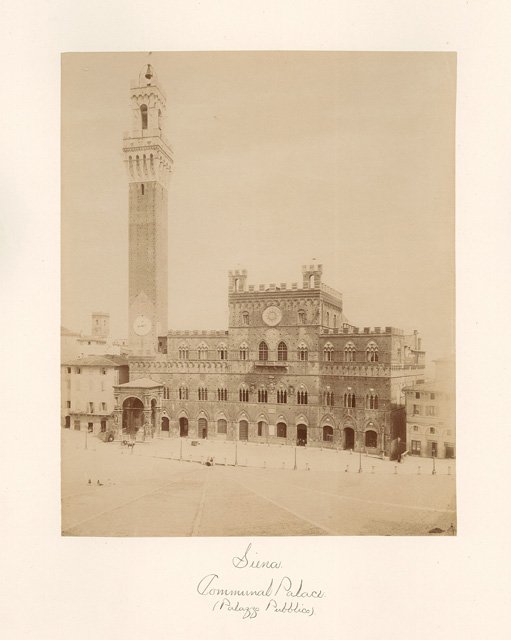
[{"x1": 61, "y1": 429, "x2": 456, "y2": 537}]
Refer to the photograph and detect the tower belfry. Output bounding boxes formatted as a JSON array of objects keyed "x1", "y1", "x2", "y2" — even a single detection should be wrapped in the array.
[{"x1": 123, "y1": 64, "x2": 173, "y2": 356}]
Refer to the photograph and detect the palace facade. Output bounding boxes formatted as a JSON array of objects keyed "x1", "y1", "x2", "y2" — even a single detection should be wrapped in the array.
[{"x1": 112, "y1": 65, "x2": 426, "y2": 457}]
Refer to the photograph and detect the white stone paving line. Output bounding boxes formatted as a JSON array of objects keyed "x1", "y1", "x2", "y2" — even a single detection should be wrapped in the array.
[
  {"x1": 226, "y1": 471, "x2": 336, "y2": 536},
  {"x1": 62, "y1": 466, "x2": 203, "y2": 534},
  {"x1": 242, "y1": 469, "x2": 456, "y2": 515}
]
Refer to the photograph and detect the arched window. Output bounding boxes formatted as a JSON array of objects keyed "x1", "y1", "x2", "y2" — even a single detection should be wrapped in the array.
[
  {"x1": 259, "y1": 341, "x2": 268, "y2": 361},
  {"x1": 239, "y1": 342, "x2": 248, "y2": 360},
  {"x1": 344, "y1": 342, "x2": 356, "y2": 362},
  {"x1": 324, "y1": 390, "x2": 335, "y2": 406},
  {"x1": 258, "y1": 388, "x2": 268, "y2": 403},
  {"x1": 344, "y1": 392, "x2": 356, "y2": 408},
  {"x1": 141, "y1": 183, "x2": 145, "y2": 195},
  {"x1": 298, "y1": 310, "x2": 306, "y2": 324},
  {"x1": 297, "y1": 341, "x2": 308, "y2": 361},
  {"x1": 277, "y1": 422, "x2": 287, "y2": 438},
  {"x1": 366, "y1": 341, "x2": 379, "y2": 362},
  {"x1": 163, "y1": 386, "x2": 170, "y2": 400},
  {"x1": 277, "y1": 341, "x2": 288, "y2": 361},
  {"x1": 198, "y1": 387, "x2": 208, "y2": 401},
  {"x1": 197, "y1": 343, "x2": 208, "y2": 360},
  {"x1": 257, "y1": 421, "x2": 266, "y2": 437},
  {"x1": 366, "y1": 393, "x2": 379, "y2": 409},
  {"x1": 239, "y1": 385, "x2": 249, "y2": 402},
  {"x1": 323, "y1": 425, "x2": 333, "y2": 442},
  {"x1": 326, "y1": 312, "x2": 330, "y2": 326},
  {"x1": 140, "y1": 104, "x2": 148, "y2": 129},
  {"x1": 297, "y1": 387, "x2": 308, "y2": 405},
  {"x1": 217, "y1": 387, "x2": 228, "y2": 401},
  {"x1": 323, "y1": 342, "x2": 334, "y2": 362},
  {"x1": 178, "y1": 385, "x2": 188, "y2": 400},
  {"x1": 365, "y1": 430, "x2": 378, "y2": 448},
  {"x1": 242, "y1": 311, "x2": 249, "y2": 325},
  {"x1": 178, "y1": 344, "x2": 189, "y2": 360},
  {"x1": 333, "y1": 315, "x2": 337, "y2": 328},
  {"x1": 277, "y1": 387, "x2": 287, "y2": 404},
  {"x1": 217, "y1": 344, "x2": 228, "y2": 360},
  {"x1": 217, "y1": 419, "x2": 227, "y2": 434}
]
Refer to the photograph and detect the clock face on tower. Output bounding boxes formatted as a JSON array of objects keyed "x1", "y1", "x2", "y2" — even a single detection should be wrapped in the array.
[
  {"x1": 262, "y1": 305, "x2": 282, "y2": 326},
  {"x1": 133, "y1": 315, "x2": 152, "y2": 336}
]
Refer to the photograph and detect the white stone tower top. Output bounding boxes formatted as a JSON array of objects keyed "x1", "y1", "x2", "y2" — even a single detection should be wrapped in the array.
[{"x1": 122, "y1": 64, "x2": 173, "y2": 185}]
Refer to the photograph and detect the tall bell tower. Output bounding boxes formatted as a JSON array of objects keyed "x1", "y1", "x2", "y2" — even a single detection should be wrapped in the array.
[{"x1": 123, "y1": 64, "x2": 172, "y2": 356}]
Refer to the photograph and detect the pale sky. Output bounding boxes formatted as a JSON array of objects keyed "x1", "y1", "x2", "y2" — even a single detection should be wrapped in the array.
[{"x1": 62, "y1": 52, "x2": 455, "y2": 363}]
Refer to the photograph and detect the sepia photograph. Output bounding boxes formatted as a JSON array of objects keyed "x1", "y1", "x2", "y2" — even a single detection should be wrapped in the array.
[{"x1": 61, "y1": 51, "x2": 456, "y2": 537}]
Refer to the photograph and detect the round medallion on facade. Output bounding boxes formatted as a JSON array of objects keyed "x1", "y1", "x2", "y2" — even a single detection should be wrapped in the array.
[{"x1": 262, "y1": 305, "x2": 282, "y2": 326}]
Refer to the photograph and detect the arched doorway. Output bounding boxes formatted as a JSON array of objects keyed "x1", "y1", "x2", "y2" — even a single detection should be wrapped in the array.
[
  {"x1": 239, "y1": 420, "x2": 249, "y2": 441},
  {"x1": 64, "y1": 415, "x2": 70, "y2": 429},
  {"x1": 297, "y1": 424, "x2": 307, "y2": 446},
  {"x1": 323, "y1": 425, "x2": 333, "y2": 442},
  {"x1": 365, "y1": 430, "x2": 378, "y2": 448},
  {"x1": 277, "y1": 422, "x2": 287, "y2": 438},
  {"x1": 161, "y1": 416, "x2": 169, "y2": 432},
  {"x1": 122, "y1": 397, "x2": 144, "y2": 437},
  {"x1": 198, "y1": 417, "x2": 208, "y2": 439},
  {"x1": 179, "y1": 417, "x2": 188, "y2": 437},
  {"x1": 343, "y1": 427, "x2": 355, "y2": 450}
]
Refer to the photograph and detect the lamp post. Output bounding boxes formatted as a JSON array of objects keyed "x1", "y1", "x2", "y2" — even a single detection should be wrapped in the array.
[
  {"x1": 293, "y1": 444, "x2": 297, "y2": 471},
  {"x1": 358, "y1": 432, "x2": 363, "y2": 473},
  {"x1": 179, "y1": 437, "x2": 183, "y2": 462},
  {"x1": 84, "y1": 425, "x2": 88, "y2": 450},
  {"x1": 234, "y1": 426, "x2": 238, "y2": 467},
  {"x1": 432, "y1": 448, "x2": 437, "y2": 475}
]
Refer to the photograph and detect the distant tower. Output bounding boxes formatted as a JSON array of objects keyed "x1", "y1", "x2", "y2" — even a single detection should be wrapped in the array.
[
  {"x1": 123, "y1": 64, "x2": 173, "y2": 355},
  {"x1": 228, "y1": 269, "x2": 248, "y2": 293},
  {"x1": 91, "y1": 312, "x2": 110, "y2": 338},
  {"x1": 302, "y1": 263, "x2": 323, "y2": 289}
]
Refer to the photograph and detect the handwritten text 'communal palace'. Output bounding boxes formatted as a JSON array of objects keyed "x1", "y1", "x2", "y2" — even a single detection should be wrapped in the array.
[{"x1": 196, "y1": 543, "x2": 325, "y2": 620}]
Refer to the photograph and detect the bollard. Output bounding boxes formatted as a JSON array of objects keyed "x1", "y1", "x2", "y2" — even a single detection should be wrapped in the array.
[
  {"x1": 394, "y1": 466, "x2": 397, "y2": 474},
  {"x1": 345, "y1": 465, "x2": 349, "y2": 473},
  {"x1": 418, "y1": 466, "x2": 421, "y2": 475},
  {"x1": 306, "y1": 462, "x2": 310, "y2": 472}
]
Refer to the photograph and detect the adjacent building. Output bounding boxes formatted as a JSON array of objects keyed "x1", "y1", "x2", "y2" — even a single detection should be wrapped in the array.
[
  {"x1": 61, "y1": 355, "x2": 129, "y2": 434},
  {"x1": 404, "y1": 358, "x2": 455, "y2": 459}
]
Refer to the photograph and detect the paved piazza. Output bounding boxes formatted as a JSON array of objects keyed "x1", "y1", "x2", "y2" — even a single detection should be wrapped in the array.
[{"x1": 61, "y1": 430, "x2": 456, "y2": 537}]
